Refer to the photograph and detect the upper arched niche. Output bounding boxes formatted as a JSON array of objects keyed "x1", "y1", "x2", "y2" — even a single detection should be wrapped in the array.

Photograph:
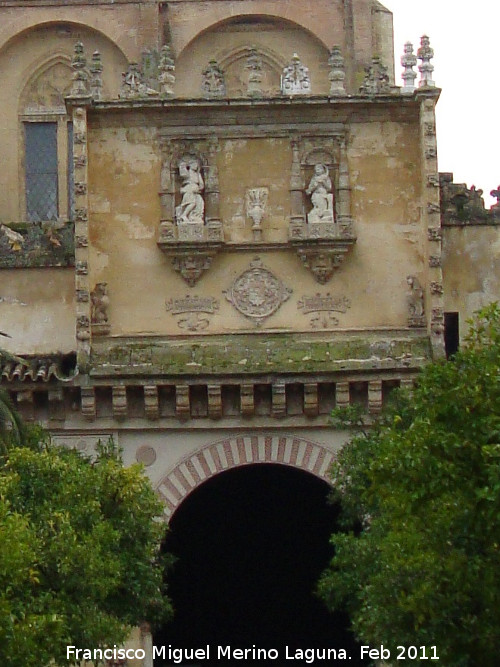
[
  {"x1": 175, "y1": 15, "x2": 332, "y2": 98},
  {"x1": 0, "y1": 22, "x2": 129, "y2": 110}
]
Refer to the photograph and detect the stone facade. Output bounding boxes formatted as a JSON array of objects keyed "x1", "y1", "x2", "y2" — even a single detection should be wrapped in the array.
[{"x1": 0, "y1": 1, "x2": 499, "y2": 664}]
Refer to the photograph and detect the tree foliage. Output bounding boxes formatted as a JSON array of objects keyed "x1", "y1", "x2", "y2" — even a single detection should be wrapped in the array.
[
  {"x1": 0, "y1": 428, "x2": 172, "y2": 667},
  {"x1": 318, "y1": 304, "x2": 500, "y2": 667}
]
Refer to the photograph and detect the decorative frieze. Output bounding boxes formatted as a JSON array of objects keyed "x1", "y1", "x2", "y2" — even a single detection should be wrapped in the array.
[
  {"x1": 166, "y1": 295, "x2": 219, "y2": 331},
  {"x1": 297, "y1": 293, "x2": 350, "y2": 328},
  {"x1": 224, "y1": 257, "x2": 292, "y2": 326}
]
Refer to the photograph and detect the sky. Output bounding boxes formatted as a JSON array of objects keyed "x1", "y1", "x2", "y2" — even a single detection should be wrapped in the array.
[{"x1": 382, "y1": 0, "x2": 499, "y2": 206}]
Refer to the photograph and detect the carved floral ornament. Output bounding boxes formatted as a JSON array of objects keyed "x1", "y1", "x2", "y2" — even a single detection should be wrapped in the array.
[{"x1": 224, "y1": 257, "x2": 292, "y2": 326}]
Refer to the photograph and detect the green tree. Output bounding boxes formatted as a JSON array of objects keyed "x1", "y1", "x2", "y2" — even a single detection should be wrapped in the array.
[
  {"x1": 0, "y1": 428, "x2": 172, "y2": 667},
  {"x1": 318, "y1": 304, "x2": 500, "y2": 667}
]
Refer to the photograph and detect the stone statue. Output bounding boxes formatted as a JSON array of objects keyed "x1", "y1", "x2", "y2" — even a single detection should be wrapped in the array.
[
  {"x1": 91, "y1": 282, "x2": 109, "y2": 324},
  {"x1": 175, "y1": 158, "x2": 205, "y2": 224},
  {"x1": 306, "y1": 164, "x2": 334, "y2": 223},
  {"x1": 407, "y1": 275, "x2": 425, "y2": 327}
]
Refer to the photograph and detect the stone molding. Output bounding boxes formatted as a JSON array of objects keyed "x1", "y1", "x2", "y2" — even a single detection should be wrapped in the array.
[{"x1": 156, "y1": 434, "x2": 337, "y2": 519}]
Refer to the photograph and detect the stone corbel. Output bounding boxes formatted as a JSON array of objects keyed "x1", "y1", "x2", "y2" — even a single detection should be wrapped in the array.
[{"x1": 289, "y1": 232, "x2": 356, "y2": 284}]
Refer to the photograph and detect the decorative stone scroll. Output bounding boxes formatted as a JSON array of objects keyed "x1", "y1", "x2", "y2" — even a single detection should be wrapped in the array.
[
  {"x1": 91, "y1": 282, "x2": 110, "y2": 336},
  {"x1": 166, "y1": 295, "x2": 219, "y2": 331},
  {"x1": 224, "y1": 257, "x2": 292, "y2": 326},
  {"x1": 407, "y1": 275, "x2": 425, "y2": 327},
  {"x1": 297, "y1": 293, "x2": 351, "y2": 329},
  {"x1": 281, "y1": 54, "x2": 311, "y2": 96}
]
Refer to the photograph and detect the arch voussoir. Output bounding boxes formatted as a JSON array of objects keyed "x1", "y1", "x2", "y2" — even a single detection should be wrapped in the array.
[{"x1": 156, "y1": 435, "x2": 336, "y2": 521}]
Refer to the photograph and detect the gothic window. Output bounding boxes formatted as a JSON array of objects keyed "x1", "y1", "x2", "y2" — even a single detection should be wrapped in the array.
[{"x1": 20, "y1": 60, "x2": 74, "y2": 222}]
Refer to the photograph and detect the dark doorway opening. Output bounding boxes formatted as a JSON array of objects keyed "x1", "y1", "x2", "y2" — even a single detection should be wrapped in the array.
[
  {"x1": 155, "y1": 464, "x2": 369, "y2": 665},
  {"x1": 444, "y1": 312, "x2": 460, "y2": 358}
]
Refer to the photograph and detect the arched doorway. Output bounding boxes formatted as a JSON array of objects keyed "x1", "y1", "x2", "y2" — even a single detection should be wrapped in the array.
[{"x1": 154, "y1": 464, "x2": 368, "y2": 665}]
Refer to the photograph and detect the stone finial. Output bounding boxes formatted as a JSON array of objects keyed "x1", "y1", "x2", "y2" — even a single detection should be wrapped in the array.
[
  {"x1": 158, "y1": 45, "x2": 175, "y2": 98},
  {"x1": 401, "y1": 41, "x2": 417, "y2": 94},
  {"x1": 417, "y1": 35, "x2": 435, "y2": 88},
  {"x1": 281, "y1": 53, "x2": 311, "y2": 96},
  {"x1": 202, "y1": 60, "x2": 226, "y2": 99},
  {"x1": 245, "y1": 47, "x2": 263, "y2": 98},
  {"x1": 328, "y1": 46, "x2": 346, "y2": 96},
  {"x1": 70, "y1": 42, "x2": 89, "y2": 97},
  {"x1": 89, "y1": 50, "x2": 103, "y2": 100},
  {"x1": 359, "y1": 57, "x2": 390, "y2": 95}
]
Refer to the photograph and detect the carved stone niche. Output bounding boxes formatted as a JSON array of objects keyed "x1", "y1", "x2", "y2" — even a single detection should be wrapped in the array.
[
  {"x1": 157, "y1": 141, "x2": 223, "y2": 286},
  {"x1": 288, "y1": 139, "x2": 356, "y2": 283}
]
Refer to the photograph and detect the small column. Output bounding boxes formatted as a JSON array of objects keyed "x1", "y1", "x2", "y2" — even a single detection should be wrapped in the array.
[
  {"x1": 337, "y1": 138, "x2": 352, "y2": 231},
  {"x1": 205, "y1": 138, "x2": 222, "y2": 228}
]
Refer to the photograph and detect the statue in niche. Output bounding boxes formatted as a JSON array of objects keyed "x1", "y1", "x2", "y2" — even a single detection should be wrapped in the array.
[
  {"x1": 175, "y1": 157, "x2": 205, "y2": 224},
  {"x1": 306, "y1": 164, "x2": 335, "y2": 223},
  {"x1": 91, "y1": 282, "x2": 110, "y2": 324},
  {"x1": 406, "y1": 275, "x2": 425, "y2": 327}
]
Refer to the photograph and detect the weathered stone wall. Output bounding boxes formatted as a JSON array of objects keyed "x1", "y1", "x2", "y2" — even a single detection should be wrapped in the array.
[
  {"x1": 86, "y1": 106, "x2": 422, "y2": 337},
  {"x1": 0, "y1": 268, "x2": 75, "y2": 354},
  {"x1": 442, "y1": 224, "x2": 500, "y2": 339}
]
